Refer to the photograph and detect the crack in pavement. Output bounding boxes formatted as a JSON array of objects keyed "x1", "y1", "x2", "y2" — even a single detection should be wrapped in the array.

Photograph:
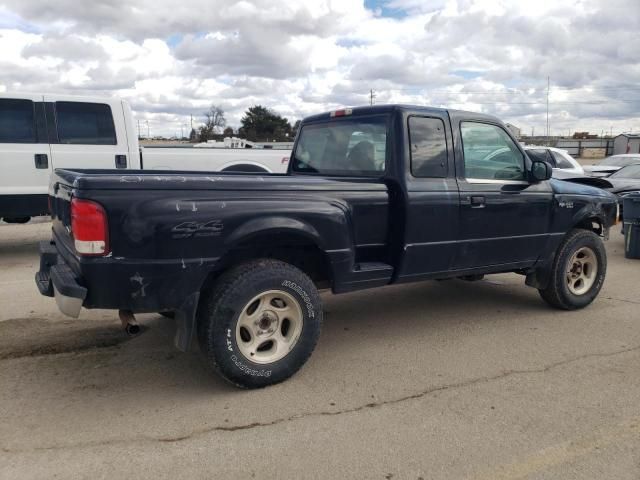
[
  {"x1": 604, "y1": 296, "x2": 640, "y2": 305},
  {"x1": 3, "y1": 344, "x2": 640, "y2": 454}
]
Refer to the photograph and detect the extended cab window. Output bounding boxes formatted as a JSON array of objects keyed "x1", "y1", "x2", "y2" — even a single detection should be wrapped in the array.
[
  {"x1": 293, "y1": 116, "x2": 387, "y2": 176},
  {"x1": 409, "y1": 116, "x2": 447, "y2": 177},
  {"x1": 0, "y1": 99, "x2": 35, "y2": 143},
  {"x1": 461, "y1": 122, "x2": 525, "y2": 181},
  {"x1": 55, "y1": 102, "x2": 117, "y2": 145}
]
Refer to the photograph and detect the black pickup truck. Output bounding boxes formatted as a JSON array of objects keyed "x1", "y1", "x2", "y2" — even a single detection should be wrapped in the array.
[{"x1": 36, "y1": 105, "x2": 618, "y2": 388}]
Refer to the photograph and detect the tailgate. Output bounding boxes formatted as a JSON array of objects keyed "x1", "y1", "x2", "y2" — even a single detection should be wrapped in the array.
[{"x1": 49, "y1": 171, "x2": 77, "y2": 255}]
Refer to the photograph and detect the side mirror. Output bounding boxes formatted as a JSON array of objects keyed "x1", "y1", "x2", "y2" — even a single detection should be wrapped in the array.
[{"x1": 531, "y1": 160, "x2": 552, "y2": 182}]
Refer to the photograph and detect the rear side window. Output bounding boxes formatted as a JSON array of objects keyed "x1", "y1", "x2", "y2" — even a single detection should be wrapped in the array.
[
  {"x1": 0, "y1": 99, "x2": 35, "y2": 143},
  {"x1": 408, "y1": 116, "x2": 447, "y2": 177},
  {"x1": 293, "y1": 116, "x2": 387, "y2": 176},
  {"x1": 55, "y1": 102, "x2": 117, "y2": 145},
  {"x1": 527, "y1": 149, "x2": 554, "y2": 166},
  {"x1": 551, "y1": 151, "x2": 574, "y2": 169}
]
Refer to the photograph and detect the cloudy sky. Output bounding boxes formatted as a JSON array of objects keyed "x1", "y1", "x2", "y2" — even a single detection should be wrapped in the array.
[{"x1": 0, "y1": 0, "x2": 639, "y2": 138}]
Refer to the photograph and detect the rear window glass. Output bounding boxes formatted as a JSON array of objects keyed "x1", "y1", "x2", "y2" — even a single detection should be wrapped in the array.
[
  {"x1": 0, "y1": 99, "x2": 35, "y2": 143},
  {"x1": 551, "y1": 151, "x2": 574, "y2": 169},
  {"x1": 55, "y1": 102, "x2": 117, "y2": 145},
  {"x1": 293, "y1": 116, "x2": 387, "y2": 176},
  {"x1": 603, "y1": 156, "x2": 640, "y2": 167},
  {"x1": 610, "y1": 164, "x2": 640, "y2": 179},
  {"x1": 408, "y1": 116, "x2": 448, "y2": 178}
]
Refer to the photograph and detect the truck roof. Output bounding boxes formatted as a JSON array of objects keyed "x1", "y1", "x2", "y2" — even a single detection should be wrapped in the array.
[{"x1": 302, "y1": 104, "x2": 500, "y2": 123}]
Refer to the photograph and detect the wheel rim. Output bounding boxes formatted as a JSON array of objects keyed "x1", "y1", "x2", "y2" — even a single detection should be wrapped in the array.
[
  {"x1": 235, "y1": 290, "x2": 304, "y2": 364},
  {"x1": 566, "y1": 246, "x2": 598, "y2": 296}
]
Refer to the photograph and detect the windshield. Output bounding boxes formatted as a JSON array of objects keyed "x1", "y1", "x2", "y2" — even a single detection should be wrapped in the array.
[
  {"x1": 601, "y1": 156, "x2": 640, "y2": 167},
  {"x1": 610, "y1": 164, "x2": 640, "y2": 179},
  {"x1": 292, "y1": 116, "x2": 387, "y2": 176}
]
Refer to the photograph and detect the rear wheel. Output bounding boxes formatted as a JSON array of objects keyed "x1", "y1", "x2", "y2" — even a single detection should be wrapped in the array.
[
  {"x1": 538, "y1": 229, "x2": 607, "y2": 310},
  {"x1": 197, "y1": 259, "x2": 322, "y2": 388}
]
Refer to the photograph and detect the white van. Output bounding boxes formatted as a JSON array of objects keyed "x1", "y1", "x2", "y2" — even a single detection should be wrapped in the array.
[{"x1": 0, "y1": 93, "x2": 291, "y2": 223}]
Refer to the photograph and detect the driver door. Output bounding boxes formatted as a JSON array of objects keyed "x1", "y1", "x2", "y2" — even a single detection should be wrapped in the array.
[{"x1": 453, "y1": 120, "x2": 553, "y2": 269}]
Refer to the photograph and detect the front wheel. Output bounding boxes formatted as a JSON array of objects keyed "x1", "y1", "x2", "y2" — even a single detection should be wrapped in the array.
[
  {"x1": 197, "y1": 259, "x2": 322, "y2": 388},
  {"x1": 538, "y1": 229, "x2": 607, "y2": 310}
]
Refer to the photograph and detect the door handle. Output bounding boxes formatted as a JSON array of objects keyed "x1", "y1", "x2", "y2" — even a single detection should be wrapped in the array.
[
  {"x1": 115, "y1": 154, "x2": 127, "y2": 169},
  {"x1": 470, "y1": 195, "x2": 486, "y2": 208},
  {"x1": 34, "y1": 154, "x2": 48, "y2": 169}
]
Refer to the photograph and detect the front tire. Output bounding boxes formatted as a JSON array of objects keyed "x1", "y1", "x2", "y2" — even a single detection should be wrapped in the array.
[
  {"x1": 197, "y1": 259, "x2": 322, "y2": 388},
  {"x1": 538, "y1": 229, "x2": 607, "y2": 310}
]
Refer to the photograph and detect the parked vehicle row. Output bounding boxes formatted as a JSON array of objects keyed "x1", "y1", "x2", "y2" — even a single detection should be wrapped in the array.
[
  {"x1": 36, "y1": 104, "x2": 618, "y2": 388},
  {"x1": 584, "y1": 154, "x2": 640, "y2": 177},
  {"x1": 0, "y1": 93, "x2": 290, "y2": 223}
]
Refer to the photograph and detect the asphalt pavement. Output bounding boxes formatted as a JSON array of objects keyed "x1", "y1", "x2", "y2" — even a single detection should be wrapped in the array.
[{"x1": 1, "y1": 220, "x2": 639, "y2": 479}]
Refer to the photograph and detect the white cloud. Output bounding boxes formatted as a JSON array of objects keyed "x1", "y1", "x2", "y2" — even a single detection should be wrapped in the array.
[{"x1": 0, "y1": 0, "x2": 638, "y2": 136}]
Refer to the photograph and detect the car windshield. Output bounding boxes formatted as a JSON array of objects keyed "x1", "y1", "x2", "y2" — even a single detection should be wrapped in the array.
[
  {"x1": 601, "y1": 156, "x2": 640, "y2": 167},
  {"x1": 609, "y1": 164, "x2": 640, "y2": 179},
  {"x1": 293, "y1": 115, "x2": 387, "y2": 176}
]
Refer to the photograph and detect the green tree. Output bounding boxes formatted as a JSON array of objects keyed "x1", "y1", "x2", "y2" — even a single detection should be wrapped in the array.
[{"x1": 238, "y1": 105, "x2": 291, "y2": 142}]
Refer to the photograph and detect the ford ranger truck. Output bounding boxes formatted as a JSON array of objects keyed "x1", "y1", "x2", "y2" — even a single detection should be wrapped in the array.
[{"x1": 36, "y1": 105, "x2": 618, "y2": 388}]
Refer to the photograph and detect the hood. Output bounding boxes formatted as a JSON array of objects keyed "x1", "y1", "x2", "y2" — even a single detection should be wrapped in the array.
[
  {"x1": 583, "y1": 165, "x2": 621, "y2": 175},
  {"x1": 550, "y1": 178, "x2": 617, "y2": 199},
  {"x1": 606, "y1": 178, "x2": 640, "y2": 194},
  {"x1": 552, "y1": 170, "x2": 613, "y2": 189}
]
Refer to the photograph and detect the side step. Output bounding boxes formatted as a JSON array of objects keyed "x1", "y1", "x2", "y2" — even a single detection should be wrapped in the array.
[
  {"x1": 336, "y1": 262, "x2": 393, "y2": 293},
  {"x1": 354, "y1": 262, "x2": 394, "y2": 274}
]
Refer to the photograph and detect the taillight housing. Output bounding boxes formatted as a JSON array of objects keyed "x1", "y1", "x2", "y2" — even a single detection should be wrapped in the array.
[{"x1": 71, "y1": 198, "x2": 109, "y2": 256}]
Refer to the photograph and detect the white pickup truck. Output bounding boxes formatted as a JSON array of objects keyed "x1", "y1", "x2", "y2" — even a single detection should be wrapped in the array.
[{"x1": 0, "y1": 93, "x2": 291, "y2": 223}]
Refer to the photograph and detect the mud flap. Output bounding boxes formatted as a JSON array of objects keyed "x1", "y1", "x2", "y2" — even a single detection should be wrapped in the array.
[{"x1": 173, "y1": 292, "x2": 200, "y2": 352}]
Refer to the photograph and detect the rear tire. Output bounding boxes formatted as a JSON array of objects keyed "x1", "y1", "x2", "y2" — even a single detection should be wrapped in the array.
[
  {"x1": 197, "y1": 259, "x2": 322, "y2": 388},
  {"x1": 538, "y1": 229, "x2": 607, "y2": 310}
]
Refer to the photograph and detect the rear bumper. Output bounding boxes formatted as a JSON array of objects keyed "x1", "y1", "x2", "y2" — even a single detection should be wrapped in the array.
[
  {"x1": 35, "y1": 241, "x2": 87, "y2": 317},
  {"x1": 36, "y1": 237, "x2": 217, "y2": 316}
]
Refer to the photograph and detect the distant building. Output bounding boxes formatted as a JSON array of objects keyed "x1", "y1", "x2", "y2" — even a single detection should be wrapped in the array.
[
  {"x1": 572, "y1": 131, "x2": 598, "y2": 139},
  {"x1": 505, "y1": 123, "x2": 521, "y2": 139},
  {"x1": 613, "y1": 133, "x2": 640, "y2": 155}
]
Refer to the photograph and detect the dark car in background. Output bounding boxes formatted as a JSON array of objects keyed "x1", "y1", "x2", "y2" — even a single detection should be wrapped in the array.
[{"x1": 605, "y1": 164, "x2": 640, "y2": 222}]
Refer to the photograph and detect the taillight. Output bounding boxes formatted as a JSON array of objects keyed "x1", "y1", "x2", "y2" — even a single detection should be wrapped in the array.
[{"x1": 71, "y1": 198, "x2": 109, "y2": 256}]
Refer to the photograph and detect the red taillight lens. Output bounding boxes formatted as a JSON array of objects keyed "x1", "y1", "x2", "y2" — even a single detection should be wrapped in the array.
[{"x1": 71, "y1": 198, "x2": 109, "y2": 256}]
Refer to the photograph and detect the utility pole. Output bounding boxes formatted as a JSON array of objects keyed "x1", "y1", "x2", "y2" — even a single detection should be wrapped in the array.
[
  {"x1": 137, "y1": 119, "x2": 141, "y2": 139},
  {"x1": 180, "y1": 124, "x2": 184, "y2": 139},
  {"x1": 190, "y1": 115, "x2": 193, "y2": 130},
  {"x1": 531, "y1": 127, "x2": 534, "y2": 137},
  {"x1": 369, "y1": 89, "x2": 376, "y2": 106},
  {"x1": 145, "y1": 120, "x2": 150, "y2": 138},
  {"x1": 546, "y1": 76, "x2": 550, "y2": 143}
]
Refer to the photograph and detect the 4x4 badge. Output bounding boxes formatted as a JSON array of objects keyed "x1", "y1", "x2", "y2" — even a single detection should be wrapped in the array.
[{"x1": 171, "y1": 220, "x2": 223, "y2": 238}]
